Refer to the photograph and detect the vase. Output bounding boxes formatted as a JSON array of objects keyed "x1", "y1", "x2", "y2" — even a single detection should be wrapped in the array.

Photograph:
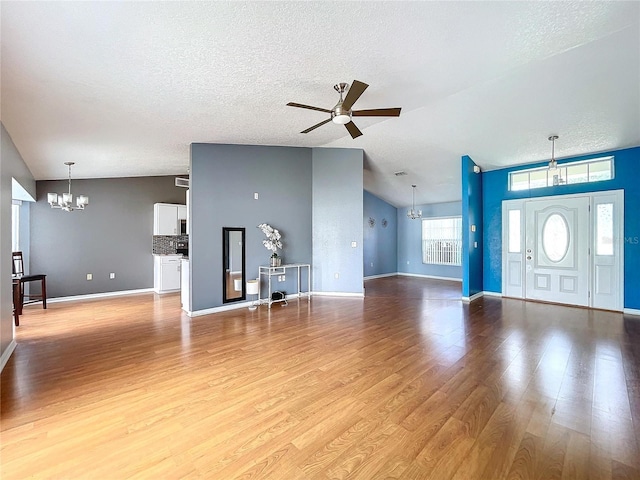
[{"x1": 270, "y1": 256, "x2": 282, "y2": 267}]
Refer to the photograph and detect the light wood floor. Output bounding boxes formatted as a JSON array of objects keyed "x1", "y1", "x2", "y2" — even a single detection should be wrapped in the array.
[{"x1": 1, "y1": 277, "x2": 639, "y2": 479}]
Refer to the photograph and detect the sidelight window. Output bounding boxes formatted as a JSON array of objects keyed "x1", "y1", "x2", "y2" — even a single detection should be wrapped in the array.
[{"x1": 596, "y1": 203, "x2": 614, "y2": 256}]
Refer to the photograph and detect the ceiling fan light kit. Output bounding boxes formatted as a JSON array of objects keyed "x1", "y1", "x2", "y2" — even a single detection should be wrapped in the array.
[
  {"x1": 47, "y1": 162, "x2": 89, "y2": 212},
  {"x1": 287, "y1": 80, "x2": 401, "y2": 139}
]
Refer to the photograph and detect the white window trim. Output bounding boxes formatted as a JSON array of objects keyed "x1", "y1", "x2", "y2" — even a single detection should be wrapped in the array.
[
  {"x1": 509, "y1": 156, "x2": 614, "y2": 191},
  {"x1": 421, "y1": 216, "x2": 462, "y2": 266},
  {"x1": 12, "y1": 200, "x2": 21, "y2": 252}
]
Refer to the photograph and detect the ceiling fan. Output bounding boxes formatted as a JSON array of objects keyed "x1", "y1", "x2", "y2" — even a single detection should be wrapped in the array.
[{"x1": 286, "y1": 80, "x2": 401, "y2": 139}]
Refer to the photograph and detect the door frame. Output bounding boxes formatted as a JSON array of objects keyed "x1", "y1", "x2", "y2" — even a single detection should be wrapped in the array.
[{"x1": 502, "y1": 190, "x2": 624, "y2": 310}]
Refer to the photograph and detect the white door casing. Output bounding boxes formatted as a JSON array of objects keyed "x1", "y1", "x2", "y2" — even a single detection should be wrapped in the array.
[{"x1": 502, "y1": 190, "x2": 623, "y2": 311}]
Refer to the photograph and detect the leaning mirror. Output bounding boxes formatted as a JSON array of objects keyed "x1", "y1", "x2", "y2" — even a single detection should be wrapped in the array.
[{"x1": 222, "y1": 227, "x2": 246, "y2": 303}]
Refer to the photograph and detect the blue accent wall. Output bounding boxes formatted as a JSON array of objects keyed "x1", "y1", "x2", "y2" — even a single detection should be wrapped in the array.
[
  {"x1": 461, "y1": 155, "x2": 483, "y2": 297},
  {"x1": 397, "y1": 200, "x2": 462, "y2": 279},
  {"x1": 483, "y1": 146, "x2": 640, "y2": 309},
  {"x1": 363, "y1": 190, "x2": 397, "y2": 277}
]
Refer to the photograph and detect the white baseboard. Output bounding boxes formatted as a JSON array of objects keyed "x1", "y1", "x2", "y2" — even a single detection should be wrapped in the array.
[
  {"x1": 397, "y1": 272, "x2": 462, "y2": 282},
  {"x1": 0, "y1": 339, "x2": 17, "y2": 373},
  {"x1": 462, "y1": 291, "x2": 484, "y2": 302},
  {"x1": 623, "y1": 308, "x2": 640, "y2": 316},
  {"x1": 188, "y1": 300, "x2": 254, "y2": 317},
  {"x1": 364, "y1": 272, "x2": 397, "y2": 280},
  {"x1": 311, "y1": 291, "x2": 365, "y2": 298},
  {"x1": 188, "y1": 293, "x2": 312, "y2": 317},
  {"x1": 45, "y1": 288, "x2": 155, "y2": 304},
  {"x1": 483, "y1": 291, "x2": 503, "y2": 297}
]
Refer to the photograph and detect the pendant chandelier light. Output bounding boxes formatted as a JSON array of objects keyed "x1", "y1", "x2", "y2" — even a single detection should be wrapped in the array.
[
  {"x1": 47, "y1": 162, "x2": 89, "y2": 211},
  {"x1": 407, "y1": 184, "x2": 422, "y2": 219},
  {"x1": 548, "y1": 135, "x2": 559, "y2": 169},
  {"x1": 547, "y1": 135, "x2": 564, "y2": 185}
]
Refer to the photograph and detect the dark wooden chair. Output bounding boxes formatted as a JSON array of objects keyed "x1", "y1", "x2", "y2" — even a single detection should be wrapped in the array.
[{"x1": 12, "y1": 251, "x2": 47, "y2": 326}]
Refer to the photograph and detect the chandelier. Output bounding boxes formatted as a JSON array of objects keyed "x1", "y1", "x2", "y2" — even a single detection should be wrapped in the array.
[
  {"x1": 47, "y1": 162, "x2": 89, "y2": 211},
  {"x1": 407, "y1": 184, "x2": 422, "y2": 219},
  {"x1": 547, "y1": 135, "x2": 564, "y2": 185}
]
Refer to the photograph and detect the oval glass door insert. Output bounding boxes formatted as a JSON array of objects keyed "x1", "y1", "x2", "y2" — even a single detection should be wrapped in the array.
[{"x1": 542, "y1": 213, "x2": 569, "y2": 262}]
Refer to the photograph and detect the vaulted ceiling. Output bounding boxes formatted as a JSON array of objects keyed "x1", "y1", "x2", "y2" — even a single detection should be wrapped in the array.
[{"x1": 2, "y1": 2, "x2": 638, "y2": 207}]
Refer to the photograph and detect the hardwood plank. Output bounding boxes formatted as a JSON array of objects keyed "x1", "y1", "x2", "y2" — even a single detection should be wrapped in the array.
[{"x1": 1, "y1": 277, "x2": 638, "y2": 479}]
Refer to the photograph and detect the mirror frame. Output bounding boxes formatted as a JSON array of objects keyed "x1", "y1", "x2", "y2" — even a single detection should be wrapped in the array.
[{"x1": 222, "y1": 227, "x2": 246, "y2": 304}]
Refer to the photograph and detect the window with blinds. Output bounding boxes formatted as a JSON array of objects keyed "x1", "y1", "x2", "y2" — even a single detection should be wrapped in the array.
[{"x1": 422, "y1": 216, "x2": 462, "y2": 266}]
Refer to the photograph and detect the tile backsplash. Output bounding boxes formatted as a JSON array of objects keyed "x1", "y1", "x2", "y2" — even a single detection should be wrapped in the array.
[{"x1": 153, "y1": 235, "x2": 188, "y2": 255}]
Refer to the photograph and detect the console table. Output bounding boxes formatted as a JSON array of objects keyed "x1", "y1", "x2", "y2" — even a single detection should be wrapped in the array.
[{"x1": 258, "y1": 263, "x2": 311, "y2": 308}]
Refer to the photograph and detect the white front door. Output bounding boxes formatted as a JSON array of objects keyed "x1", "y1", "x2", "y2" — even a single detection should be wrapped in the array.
[
  {"x1": 502, "y1": 190, "x2": 624, "y2": 311},
  {"x1": 524, "y1": 197, "x2": 590, "y2": 306}
]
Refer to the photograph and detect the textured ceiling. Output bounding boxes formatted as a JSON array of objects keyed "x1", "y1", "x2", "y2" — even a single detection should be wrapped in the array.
[{"x1": 1, "y1": 2, "x2": 638, "y2": 207}]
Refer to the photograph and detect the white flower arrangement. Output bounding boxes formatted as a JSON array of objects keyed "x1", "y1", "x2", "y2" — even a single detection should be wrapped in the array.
[{"x1": 258, "y1": 223, "x2": 283, "y2": 257}]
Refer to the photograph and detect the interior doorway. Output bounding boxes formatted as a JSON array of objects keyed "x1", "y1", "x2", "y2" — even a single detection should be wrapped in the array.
[{"x1": 502, "y1": 190, "x2": 623, "y2": 310}]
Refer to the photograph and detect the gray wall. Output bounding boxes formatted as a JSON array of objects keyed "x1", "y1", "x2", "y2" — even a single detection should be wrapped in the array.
[
  {"x1": 363, "y1": 190, "x2": 398, "y2": 277},
  {"x1": 312, "y1": 148, "x2": 364, "y2": 294},
  {"x1": 397, "y1": 200, "x2": 462, "y2": 279},
  {"x1": 1, "y1": 123, "x2": 36, "y2": 362},
  {"x1": 31, "y1": 176, "x2": 186, "y2": 298},
  {"x1": 190, "y1": 144, "x2": 313, "y2": 311}
]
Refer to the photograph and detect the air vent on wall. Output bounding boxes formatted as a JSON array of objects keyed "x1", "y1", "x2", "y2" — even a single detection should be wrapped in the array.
[
  {"x1": 394, "y1": 171, "x2": 407, "y2": 176},
  {"x1": 175, "y1": 177, "x2": 189, "y2": 188}
]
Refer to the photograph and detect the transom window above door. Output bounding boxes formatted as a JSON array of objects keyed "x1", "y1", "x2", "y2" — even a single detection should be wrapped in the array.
[{"x1": 509, "y1": 156, "x2": 613, "y2": 191}]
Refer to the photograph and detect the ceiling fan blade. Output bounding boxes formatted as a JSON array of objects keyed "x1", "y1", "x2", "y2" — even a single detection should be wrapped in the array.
[
  {"x1": 301, "y1": 118, "x2": 332, "y2": 134},
  {"x1": 344, "y1": 121, "x2": 363, "y2": 139},
  {"x1": 352, "y1": 107, "x2": 402, "y2": 117},
  {"x1": 287, "y1": 102, "x2": 332, "y2": 114},
  {"x1": 341, "y1": 80, "x2": 368, "y2": 111}
]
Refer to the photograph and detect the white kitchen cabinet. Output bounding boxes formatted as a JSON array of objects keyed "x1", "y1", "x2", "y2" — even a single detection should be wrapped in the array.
[
  {"x1": 154, "y1": 255, "x2": 182, "y2": 293},
  {"x1": 154, "y1": 203, "x2": 186, "y2": 235},
  {"x1": 177, "y1": 205, "x2": 187, "y2": 221}
]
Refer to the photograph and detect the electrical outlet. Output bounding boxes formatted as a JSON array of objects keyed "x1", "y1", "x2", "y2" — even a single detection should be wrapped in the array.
[
  {"x1": 279, "y1": 275, "x2": 285, "y2": 282},
  {"x1": 109, "y1": 273, "x2": 115, "y2": 279},
  {"x1": 406, "y1": 261, "x2": 410, "y2": 265},
  {"x1": 351, "y1": 241, "x2": 357, "y2": 248},
  {"x1": 86, "y1": 273, "x2": 92, "y2": 281},
  {"x1": 254, "y1": 192, "x2": 259, "y2": 200},
  {"x1": 170, "y1": 240, "x2": 174, "y2": 246},
  {"x1": 334, "y1": 272, "x2": 339, "y2": 279},
  {"x1": 370, "y1": 262, "x2": 374, "y2": 267}
]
